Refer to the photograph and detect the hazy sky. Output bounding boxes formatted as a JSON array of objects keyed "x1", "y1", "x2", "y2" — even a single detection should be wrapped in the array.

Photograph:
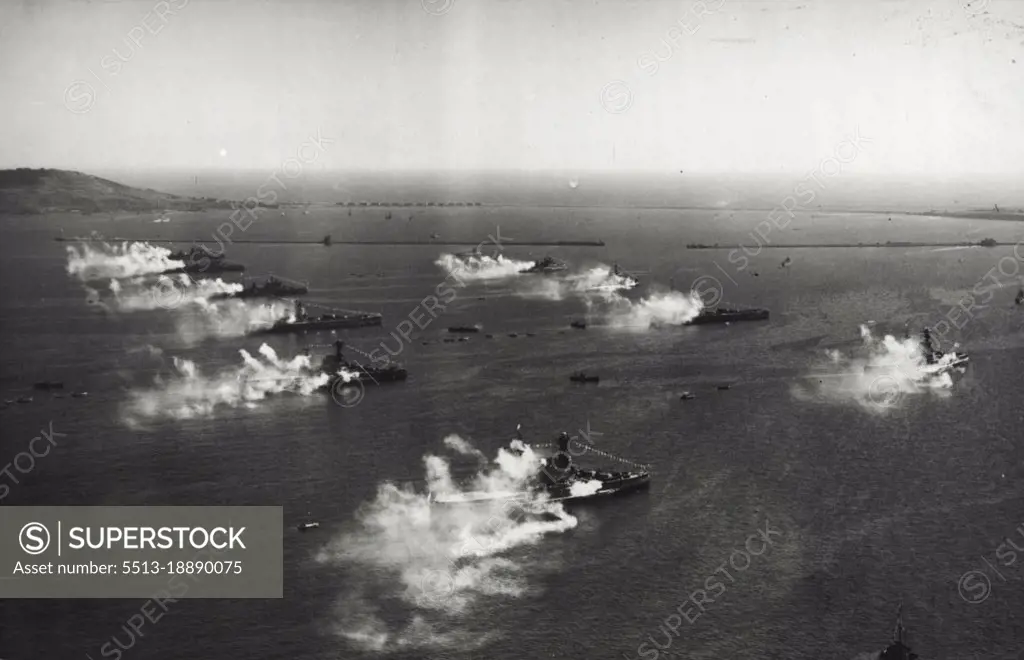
[{"x1": 1, "y1": 0, "x2": 1022, "y2": 174}]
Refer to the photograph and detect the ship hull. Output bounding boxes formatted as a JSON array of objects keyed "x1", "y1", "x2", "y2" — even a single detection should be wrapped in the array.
[
  {"x1": 686, "y1": 309, "x2": 770, "y2": 325},
  {"x1": 324, "y1": 368, "x2": 408, "y2": 386},
  {"x1": 431, "y1": 473, "x2": 650, "y2": 506},
  {"x1": 163, "y1": 263, "x2": 246, "y2": 274},
  {"x1": 519, "y1": 267, "x2": 568, "y2": 274},
  {"x1": 259, "y1": 315, "x2": 383, "y2": 334},
  {"x1": 210, "y1": 288, "x2": 308, "y2": 301}
]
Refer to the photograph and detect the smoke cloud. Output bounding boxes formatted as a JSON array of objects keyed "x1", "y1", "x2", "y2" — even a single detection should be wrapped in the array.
[
  {"x1": 586, "y1": 290, "x2": 704, "y2": 329},
  {"x1": 435, "y1": 253, "x2": 534, "y2": 281},
  {"x1": 795, "y1": 324, "x2": 963, "y2": 412},
  {"x1": 316, "y1": 435, "x2": 577, "y2": 653},
  {"x1": 122, "y1": 343, "x2": 341, "y2": 424},
  {"x1": 66, "y1": 241, "x2": 183, "y2": 281},
  {"x1": 104, "y1": 275, "x2": 243, "y2": 311},
  {"x1": 515, "y1": 264, "x2": 639, "y2": 301},
  {"x1": 173, "y1": 298, "x2": 291, "y2": 345}
]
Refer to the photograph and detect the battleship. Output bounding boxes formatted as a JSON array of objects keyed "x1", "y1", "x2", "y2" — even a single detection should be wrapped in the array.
[
  {"x1": 878, "y1": 603, "x2": 918, "y2": 660},
  {"x1": 519, "y1": 255, "x2": 568, "y2": 274},
  {"x1": 317, "y1": 340, "x2": 408, "y2": 385},
  {"x1": 259, "y1": 301, "x2": 382, "y2": 334},
  {"x1": 686, "y1": 306, "x2": 770, "y2": 325},
  {"x1": 610, "y1": 262, "x2": 640, "y2": 288},
  {"x1": 210, "y1": 275, "x2": 308, "y2": 301},
  {"x1": 919, "y1": 327, "x2": 969, "y2": 372},
  {"x1": 431, "y1": 427, "x2": 650, "y2": 506},
  {"x1": 163, "y1": 245, "x2": 245, "y2": 274}
]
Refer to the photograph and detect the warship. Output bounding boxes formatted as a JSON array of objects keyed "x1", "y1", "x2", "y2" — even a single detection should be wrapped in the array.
[
  {"x1": 431, "y1": 427, "x2": 650, "y2": 505},
  {"x1": 879, "y1": 602, "x2": 918, "y2": 660},
  {"x1": 210, "y1": 275, "x2": 308, "y2": 301},
  {"x1": 686, "y1": 306, "x2": 770, "y2": 325},
  {"x1": 610, "y1": 262, "x2": 640, "y2": 288},
  {"x1": 317, "y1": 340, "x2": 408, "y2": 385},
  {"x1": 919, "y1": 327, "x2": 969, "y2": 371},
  {"x1": 259, "y1": 301, "x2": 382, "y2": 334},
  {"x1": 519, "y1": 255, "x2": 568, "y2": 274},
  {"x1": 163, "y1": 245, "x2": 245, "y2": 274}
]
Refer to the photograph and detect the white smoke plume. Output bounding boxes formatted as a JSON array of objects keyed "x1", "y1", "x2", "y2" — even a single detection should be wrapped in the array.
[
  {"x1": 66, "y1": 241, "x2": 183, "y2": 281},
  {"x1": 317, "y1": 435, "x2": 577, "y2": 652},
  {"x1": 122, "y1": 343, "x2": 343, "y2": 424},
  {"x1": 586, "y1": 290, "x2": 705, "y2": 329},
  {"x1": 435, "y1": 253, "x2": 534, "y2": 282},
  {"x1": 105, "y1": 275, "x2": 243, "y2": 311},
  {"x1": 443, "y1": 435, "x2": 487, "y2": 464},
  {"x1": 173, "y1": 298, "x2": 292, "y2": 345},
  {"x1": 795, "y1": 324, "x2": 962, "y2": 412},
  {"x1": 515, "y1": 264, "x2": 639, "y2": 301},
  {"x1": 568, "y1": 478, "x2": 604, "y2": 498}
]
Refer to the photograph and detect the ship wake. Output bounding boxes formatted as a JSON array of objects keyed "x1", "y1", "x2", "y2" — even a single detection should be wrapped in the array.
[
  {"x1": 794, "y1": 324, "x2": 958, "y2": 412},
  {"x1": 121, "y1": 343, "x2": 335, "y2": 425},
  {"x1": 317, "y1": 435, "x2": 577, "y2": 652},
  {"x1": 585, "y1": 289, "x2": 704, "y2": 329},
  {"x1": 66, "y1": 241, "x2": 183, "y2": 281}
]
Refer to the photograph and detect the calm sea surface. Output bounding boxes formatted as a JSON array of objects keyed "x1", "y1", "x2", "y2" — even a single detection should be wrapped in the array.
[{"x1": 1, "y1": 197, "x2": 1022, "y2": 659}]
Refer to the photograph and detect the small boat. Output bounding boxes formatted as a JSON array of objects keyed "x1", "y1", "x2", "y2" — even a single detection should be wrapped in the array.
[
  {"x1": 448, "y1": 326, "x2": 480, "y2": 334},
  {"x1": 717, "y1": 385, "x2": 731, "y2": 391},
  {"x1": 485, "y1": 334, "x2": 494, "y2": 338},
  {"x1": 16, "y1": 396, "x2": 33, "y2": 403},
  {"x1": 680, "y1": 391, "x2": 695, "y2": 400},
  {"x1": 570, "y1": 320, "x2": 587, "y2": 329},
  {"x1": 1016, "y1": 288, "x2": 1023, "y2": 305},
  {"x1": 71, "y1": 391, "x2": 89, "y2": 398},
  {"x1": 297, "y1": 521, "x2": 320, "y2": 532},
  {"x1": 508, "y1": 332, "x2": 519, "y2": 338},
  {"x1": 33, "y1": 381, "x2": 64, "y2": 390},
  {"x1": 570, "y1": 371, "x2": 599, "y2": 383},
  {"x1": 458, "y1": 337, "x2": 469, "y2": 342}
]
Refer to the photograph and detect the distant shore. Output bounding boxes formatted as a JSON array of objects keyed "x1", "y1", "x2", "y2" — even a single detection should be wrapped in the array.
[{"x1": 686, "y1": 240, "x2": 1018, "y2": 249}]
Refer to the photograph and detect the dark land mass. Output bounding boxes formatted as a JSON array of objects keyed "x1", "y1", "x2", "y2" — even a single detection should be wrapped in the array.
[
  {"x1": 5, "y1": 169, "x2": 1024, "y2": 229},
  {"x1": 0, "y1": 168, "x2": 235, "y2": 215}
]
